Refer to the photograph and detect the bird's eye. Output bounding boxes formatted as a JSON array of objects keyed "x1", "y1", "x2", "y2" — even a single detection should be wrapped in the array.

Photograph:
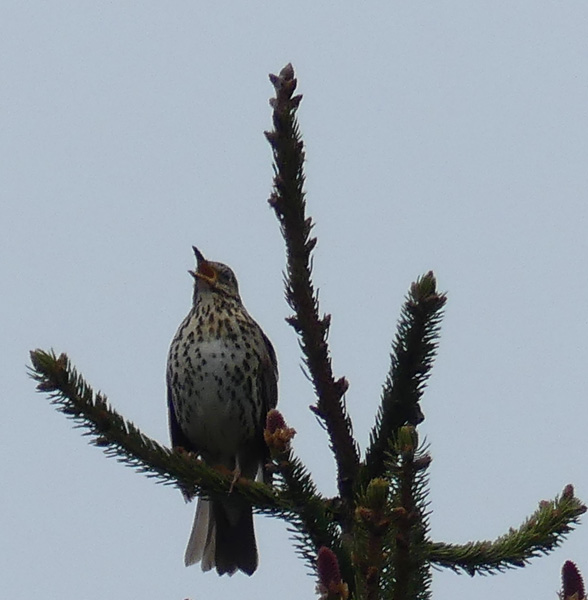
[{"x1": 219, "y1": 269, "x2": 237, "y2": 289}]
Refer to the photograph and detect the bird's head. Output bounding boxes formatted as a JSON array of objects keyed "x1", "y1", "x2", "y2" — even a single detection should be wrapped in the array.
[{"x1": 189, "y1": 246, "x2": 241, "y2": 302}]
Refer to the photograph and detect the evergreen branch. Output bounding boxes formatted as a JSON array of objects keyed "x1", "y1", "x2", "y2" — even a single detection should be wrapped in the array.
[
  {"x1": 28, "y1": 349, "x2": 291, "y2": 514},
  {"x1": 364, "y1": 272, "x2": 446, "y2": 482},
  {"x1": 426, "y1": 485, "x2": 587, "y2": 575},
  {"x1": 265, "y1": 409, "x2": 353, "y2": 591},
  {"x1": 353, "y1": 478, "x2": 393, "y2": 600},
  {"x1": 383, "y1": 427, "x2": 432, "y2": 600},
  {"x1": 30, "y1": 349, "x2": 352, "y2": 579},
  {"x1": 265, "y1": 64, "x2": 360, "y2": 506},
  {"x1": 280, "y1": 454, "x2": 351, "y2": 589}
]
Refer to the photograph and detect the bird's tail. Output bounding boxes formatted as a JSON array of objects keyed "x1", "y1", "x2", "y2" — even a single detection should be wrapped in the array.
[
  {"x1": 184, "y1": 498, "x2": 215, "y2": 569},
  {"x1": 184, "y1": 497, "x2": 258, "y2": 576}
]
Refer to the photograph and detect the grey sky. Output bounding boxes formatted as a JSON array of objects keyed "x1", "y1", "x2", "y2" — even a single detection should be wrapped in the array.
[{"x1": 2, "y1": 2, "x2": 587, "y2": 599}]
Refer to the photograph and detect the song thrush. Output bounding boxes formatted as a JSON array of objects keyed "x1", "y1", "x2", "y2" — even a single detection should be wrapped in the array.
[{"x1": 167, "y1": 246, "x2": 278, "y2": 576}]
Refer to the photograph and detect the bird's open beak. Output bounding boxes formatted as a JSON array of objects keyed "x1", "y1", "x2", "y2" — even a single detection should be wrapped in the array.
[{"x1": 189, "y1": 246, "x2": 217, "y2": 284}]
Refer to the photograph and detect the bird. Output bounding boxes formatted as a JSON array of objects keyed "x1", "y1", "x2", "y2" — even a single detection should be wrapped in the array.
[{"x1": 166, "y1": 246, "x2": 278, "y2": 576}]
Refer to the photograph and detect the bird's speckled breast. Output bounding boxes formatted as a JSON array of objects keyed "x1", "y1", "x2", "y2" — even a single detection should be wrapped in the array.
[{"x1": 167, "y1": 297, "x2": 265, "y2": 465}]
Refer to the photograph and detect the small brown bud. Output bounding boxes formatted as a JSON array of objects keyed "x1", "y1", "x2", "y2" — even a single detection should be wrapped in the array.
[
  {"x1": 264, "y1": 409, "x2": 296, "y2": 453},
  {"x1": 562, "y1": 561, "x2": 586, "y2": 600},
  {"x1": 317, "y1": 546, "x2": 341, "y2": 586},
  {"x1": 264, "y1": 130, "x2": 278, "y2": 144},
  {"x1": 280, "y1": 63, "x2": 295, "y2": 80},
  {"x1": 266, "y1": 408, "x2": 286, "y2": 433},
  {"x1": 355, "y1": 506, "x2": 374, "y2": 523},
  {"x1": 316, "y1": 547, "x2": 349, "y2": 600}
]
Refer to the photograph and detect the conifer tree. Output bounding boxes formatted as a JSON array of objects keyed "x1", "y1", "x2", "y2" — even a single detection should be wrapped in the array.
[{"x1": 29, "y1": 64, "x2": 585, "y2": 600}]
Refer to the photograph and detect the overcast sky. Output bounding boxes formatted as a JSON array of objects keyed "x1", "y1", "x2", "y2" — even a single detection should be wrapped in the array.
[{"x1": 2, "y1": 2, "x2": 588, "y2": 599}]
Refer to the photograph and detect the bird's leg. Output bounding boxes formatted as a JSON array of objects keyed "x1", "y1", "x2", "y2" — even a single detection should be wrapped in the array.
[{"x1": 229, "y1": 455, "x2": 242, "y2": 493}]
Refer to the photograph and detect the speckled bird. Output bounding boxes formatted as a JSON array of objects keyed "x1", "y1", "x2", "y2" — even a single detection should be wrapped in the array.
[{"x1": 167, "y1": 246, "x2": 278, "y2": 576}]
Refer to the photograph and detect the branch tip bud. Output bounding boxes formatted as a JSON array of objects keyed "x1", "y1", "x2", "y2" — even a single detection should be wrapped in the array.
[
  {"x1": 264, "y1": 409, "x2": 296, "y2": 454},
  {"x1": 316, "y1": 547, "x2": 348, "y2": 600},
  {"x1": 562, "y1": 560, "x2": 586, "y2": 600}
]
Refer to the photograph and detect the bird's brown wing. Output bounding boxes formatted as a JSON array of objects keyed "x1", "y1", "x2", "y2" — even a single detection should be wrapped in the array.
[
  {"x1": 260, "y1": 331, "x2": 278, "y2": 413},
  {"x1": 258, "y1": 332, "x2": 278, "y2": 484},
  {"x1": 166, "y1": 371, "x2": 195, "y2": 451}
]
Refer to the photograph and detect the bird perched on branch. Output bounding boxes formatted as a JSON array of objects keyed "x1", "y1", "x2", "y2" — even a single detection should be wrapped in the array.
[{"x1": 167, "y1": 246, "x2": 278, "y2": 576}]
